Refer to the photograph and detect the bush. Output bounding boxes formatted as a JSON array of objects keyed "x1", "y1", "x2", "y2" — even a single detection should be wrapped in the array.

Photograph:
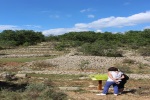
[
  {"x1": 122, "y1": 59, "x2": 136, "y2": 64},
  {"x1": 32, "y1": 61, "x2": 57, "y2": 70},
  {"x1": 79, "y1": 41, "x2": 123, "y2": 57},
  {"x1": 78, "y1": 60, "x2": 90, "y2": 71},
  {"x1": 25, "y1": 83, "x2": 68, "y2": 100},
  {"x1": 138, "y1": 46, "x2": 150, "y2": 56}
]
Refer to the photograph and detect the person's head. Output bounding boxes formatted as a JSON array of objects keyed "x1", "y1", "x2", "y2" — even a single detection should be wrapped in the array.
[{"x1": 108, "y1": 67, "x2": 118, "y2": 71}]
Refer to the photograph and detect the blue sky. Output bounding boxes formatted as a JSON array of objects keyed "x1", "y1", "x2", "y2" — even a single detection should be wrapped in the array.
[{"x1": 0, "y1": 0, "x2": 150, "y2": 36}]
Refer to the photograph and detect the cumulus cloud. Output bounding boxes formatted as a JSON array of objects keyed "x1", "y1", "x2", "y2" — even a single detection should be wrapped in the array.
[
  {"x1": 42, "y1": 28, "x2": 88, "y2": 36},
  {"x1": 42, "y1": 11, "x2": 150, "y2": 36},
  {"x1": 0, "y1": 25, "x2": 19, "y2": 31},
  {"x1": 1, "y1": 11, "x2": 150, "y2": 36},
  {"x1": 86, "y1": 11, "x2": 150, "y2": 29}
]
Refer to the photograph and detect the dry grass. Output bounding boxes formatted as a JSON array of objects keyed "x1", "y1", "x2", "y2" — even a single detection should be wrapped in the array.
[{"x1": 0, "y1": 42, "x2": 150, "y2": 100}]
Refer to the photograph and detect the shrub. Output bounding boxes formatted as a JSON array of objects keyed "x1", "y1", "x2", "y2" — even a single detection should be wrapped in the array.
[
  {"x1": 138, "y1": 46, "x2": 150, "y2": 56},
  {"x1": 122, "y1": 59, "x2": 136, "y2": 64},
  {"x1": 0, "y1": 90, "x2": 23, "y2": 100},
  {"x1": 32, "y1": 61, "x2": 57, "y2": 70},
  {"x1": 116, "y1": 65, "x2": 132, "y2": 73},
  {"x1": 78, "y1": 60, "x2": 90, "y2": 71},
  {"x1": 25, "y1": 83, "x2": 68, "y2": 100},
  {"x1": 79, "y1": 41, "x2": 123, "y2": 57}
]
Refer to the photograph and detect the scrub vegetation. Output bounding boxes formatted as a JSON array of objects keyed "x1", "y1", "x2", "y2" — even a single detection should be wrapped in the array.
[{"x1": 0, "y1": 29, "x2": 150, "y2": 100}]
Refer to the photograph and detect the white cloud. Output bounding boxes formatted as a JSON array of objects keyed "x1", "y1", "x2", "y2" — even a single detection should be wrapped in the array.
[
  {"x1": 0, "y1": 25, "x2": 42, "y2": 32},
  {"x1": 82, "y1": 11, "x2": 150, "y2": 29},
  {"x1": 0, "y1": 25, "x2": 19, "y2": 31},
  {"x1": 144, "y1": 26, "x2": 150, "y2": 29},
  {"x1": 95, "y1": 29, "x2": 102, "y2": 33},
  {"x1": 2, "y1": 11, "x2": 150, "y2": 36},
  {"x1": 42, "y1": 28, "x2": 88, "y2": 36},
  {"x1": 88, "y1": 14, "x2": 95, "y2": 18},
  {"x1": 43, "y1": 11, "x2": 150, "y2": 36}
]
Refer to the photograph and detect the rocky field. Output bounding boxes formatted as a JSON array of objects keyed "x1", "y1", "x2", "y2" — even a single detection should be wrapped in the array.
[{"x1": 0, "y1": 42, "x2": 150, "y2": 100}]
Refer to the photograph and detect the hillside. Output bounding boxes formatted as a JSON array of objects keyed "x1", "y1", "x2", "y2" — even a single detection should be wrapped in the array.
[
  {"x1": 0, "y1": 42, "x2": 150, "y2": 100},
  {"x1": 1, "y1": 42, "x2": 150, "y2": 77}
]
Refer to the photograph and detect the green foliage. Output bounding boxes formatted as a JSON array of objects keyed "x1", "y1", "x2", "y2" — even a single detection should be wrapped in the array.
[
  {"x1": 0, "y1": 40, "x2": 17, "y2": 48},
  {"x1": 45, "y1": 34, "x2": 59, "y2": 41},
  {"x1": 79, "y1": 41, "x2": 123, "y2": 57},
  {"x1": 58, "y1": 31, "x2": 98, "y2": 43},
  {"x1": 54, "y1": 42, "x2": 68, "y2": 51},
  {"x1": 54, "y1": 29, "x2": 149, "y2": 56},
  {"x1": 0, "y1": 82, "x2": 67, "y2": 100},
  {"x1": 1, "y1": 29, "x2": 149, "y2": 56},
  {"x1": 0, "y1": 30, "x2": 45, "y2": 48}
]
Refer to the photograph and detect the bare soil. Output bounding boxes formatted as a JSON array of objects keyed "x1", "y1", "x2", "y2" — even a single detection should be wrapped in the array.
[{"x1": 0, "y1": 42, "x2": 150, "y2": 100}]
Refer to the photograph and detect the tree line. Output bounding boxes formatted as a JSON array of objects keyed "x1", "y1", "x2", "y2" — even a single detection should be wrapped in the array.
[
  {"x1": 0, "y1": 30, "x2": 45, "y2": 48},
  {"x1": 46, "y1": 29, "x2": 150, "y2": 56},
  {"x1": 0, "y1": 29, "x2": 150, "y2": 56}
]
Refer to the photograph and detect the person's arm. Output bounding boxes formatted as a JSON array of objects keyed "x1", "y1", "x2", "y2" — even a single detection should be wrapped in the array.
[
  {"x1": 108, "y1": 72, "x2": 118, "y2": 83},
  {"x1": 118, "y1": 73, "x2": 125, "y2": 80},
  {"x1": 121, "y1": 74, "x2": 125, "y2": 79}
]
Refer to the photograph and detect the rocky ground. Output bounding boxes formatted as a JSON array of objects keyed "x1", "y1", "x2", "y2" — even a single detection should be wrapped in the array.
[
  {"x1": 1, "y1": 42, "x2": 150, "y2": 78},
  {"x1": 0, "y1": 42, "x2": 150, "y2": 100}
]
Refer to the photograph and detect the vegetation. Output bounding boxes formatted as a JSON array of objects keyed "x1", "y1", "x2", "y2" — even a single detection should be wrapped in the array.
[
  {"x1": 0, "y1": 29, "x2": 150, "y2": 56},
  {"x1": 0, "y1": 29, "x2": 150, "y2": 99},
  {"x1": 46, "y1": 29, "x2": 150, "y2": 56},
  {"x1": 0, "y1": 81, "x2": 68, "y2": 100},
  {"x1": 0, "y1": 30, "x2": 45, "y2": 48}
]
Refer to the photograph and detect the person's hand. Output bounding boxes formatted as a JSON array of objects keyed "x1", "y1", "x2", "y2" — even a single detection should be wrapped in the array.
[
  {"x1": 116, "y1": 81, "x2": 120, "y2": 84},
  {"x1": 115, "y1": 80, "x2": 120, "y2": 84}
]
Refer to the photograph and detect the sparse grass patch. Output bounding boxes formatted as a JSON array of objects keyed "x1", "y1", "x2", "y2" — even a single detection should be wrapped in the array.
[
  {"x1": 0, "y1": 81, "x2": 68, "y2": 100},
  {"x1": 0, "y1": 90, "x2": 23, "y2": 100},
  {"x1": 32, "y1": 61, "x2": 57, "y2": 70},
  {"x1": 0, "y1": 56, "x2": 56, "y2": 63},
  {"x1": 122, "y1": 58, "x2": 136, "y2": 64},
  {"x1": 126, "y1": 79, "x2": 150, "y2": 96},
  {"x1": 27, "y1": 73, "x2": 83, "y2": 80},
  {"x1": 115, "y1": 65, "x2": 132, "y2": 73}
]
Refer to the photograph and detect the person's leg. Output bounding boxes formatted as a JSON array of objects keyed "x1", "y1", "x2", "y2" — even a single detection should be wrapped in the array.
[
  {"x1": 119, "y1": 88, "x2": 124, "y2": 93},
  {"x1": 118, "y1": 81, "x2": 126, "y2": 93},
  {"x1": 113, "y1": 83, "x2": 119, "y2": 94},
  {"x1": 102, "y1": 81, "x2": 114, "y2": 94}
]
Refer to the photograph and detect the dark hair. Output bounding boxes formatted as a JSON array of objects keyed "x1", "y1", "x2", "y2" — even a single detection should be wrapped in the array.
[{"x1": 108, "y1": 67, "x2": 118, "y2": 71}]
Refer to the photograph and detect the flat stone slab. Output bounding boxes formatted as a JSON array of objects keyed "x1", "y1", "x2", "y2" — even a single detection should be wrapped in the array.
[{"x1": 59, "y1": 87, "x2": 80, "y2": 91}]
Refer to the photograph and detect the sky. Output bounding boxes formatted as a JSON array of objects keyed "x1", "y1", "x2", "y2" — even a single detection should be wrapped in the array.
[{"x1": 0, "y1": 0, "x2": 150, "y2": 36}]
